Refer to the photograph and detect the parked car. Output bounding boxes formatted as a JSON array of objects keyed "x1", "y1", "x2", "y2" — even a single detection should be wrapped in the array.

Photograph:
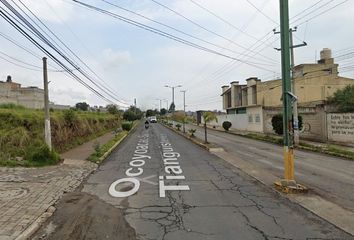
[{"x1": 150, "y1": 116, "x2": 157, "y2": 123}]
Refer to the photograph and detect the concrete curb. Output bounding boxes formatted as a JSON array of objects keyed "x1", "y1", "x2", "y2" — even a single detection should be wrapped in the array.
[
  {"x1": 15, "y1": 207, "x2": 55, "y2": 240},
  {"x1": 98, "y1": 132, "x2": 128, "y2": 162},
  {"x1": 97, "y1": 121, "x2": 140, "y2": 163},
  {"x1": 163, "y1": 123, "x2": 354, "y2": 237},
  {"x1": 198, "y1": 124, "x2": 354, "y2": 161},
  {"x1": 162, "y1": 124, "x2": 211, "y2": 151}
]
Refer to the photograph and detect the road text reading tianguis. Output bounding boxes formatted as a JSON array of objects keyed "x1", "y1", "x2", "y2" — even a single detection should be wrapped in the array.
[{"x1": 159, "y1": 134, "x2": 190, "y2": 197}]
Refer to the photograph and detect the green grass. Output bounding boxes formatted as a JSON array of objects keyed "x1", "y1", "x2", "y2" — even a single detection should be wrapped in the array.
[
  {"x1": 87, "y1": 131, "x2": 127, "y2": 163},
  {"x1": 0, "y1": 105, "x2": 122, "y2": 167}
]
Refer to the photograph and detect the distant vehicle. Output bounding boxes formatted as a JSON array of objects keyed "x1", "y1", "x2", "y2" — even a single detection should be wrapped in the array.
[{"x1": 150, "y1": 116, "x2": 157, "y2": 123}]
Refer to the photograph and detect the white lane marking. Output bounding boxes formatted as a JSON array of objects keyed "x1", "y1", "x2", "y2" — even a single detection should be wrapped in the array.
[
  {"x1": 109, "y1": 178, "x2": 140, "y2": 198},
  {"x1": 136, "y1": 175, "x2": 158, "y2": 186}
]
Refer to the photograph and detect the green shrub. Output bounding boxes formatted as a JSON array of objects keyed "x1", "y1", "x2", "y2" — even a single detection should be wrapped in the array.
[
  {"x1": 167, "y1": 122, "x2": 173, "y2": 127},
  {"x1": 27, "y1": 145, "x2": 60, "y2": 164},
  {"x1": 222, "y1": 121, "x2": 232, "y2": 131},
  {"x1": 0, "y1": 103, "x2": 25, "y2": 109},
  {"x1": 271, "y1": 114, "x2": 303, "y2": 135},
  {"x1": 188, "y1": 128, "x2": 196, "y2": 137},
  {"x1": 175, "y1": 123, "x2": 182, "y2": 131},
  {"x1": 63, "y1": 109, "x2": 77, "y2": 126},
  {"x1": 122, "y1": 122, "x2": 132, "y2": 131}
]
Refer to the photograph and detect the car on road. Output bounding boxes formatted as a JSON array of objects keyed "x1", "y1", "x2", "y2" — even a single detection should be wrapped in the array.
[{"x1": 149, "y1": 116, "x2": 157, "y2": 123}]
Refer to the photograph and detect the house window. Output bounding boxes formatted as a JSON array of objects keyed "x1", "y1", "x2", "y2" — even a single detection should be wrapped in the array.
[
  {"x1": 236, "y1": 108, "x2": 246, "y2": 114},
  {"x1": 248, "y1": 114, "x2": 253, "y2": 123},
  {"x1": 255, "y1": 114, "x2": 260, "y2": 123}
]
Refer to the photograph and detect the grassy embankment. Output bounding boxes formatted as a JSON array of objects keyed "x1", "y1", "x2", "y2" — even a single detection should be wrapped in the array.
[{"x1": 0, "y1": 104, "x2": 121, "y2": 167}]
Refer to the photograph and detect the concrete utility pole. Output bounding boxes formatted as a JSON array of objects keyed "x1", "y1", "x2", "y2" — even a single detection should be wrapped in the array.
[
  {"x1": 43, "y1": 57, "x2": 52, "y2": 151},
  {"x1": 164, "y1": 85, "x2": 182, "y2": 111},
  {"x1": 181, "y1": 90, "x2": 186, "y2": 133},
  {"x1": 275, "y1": 0, "x2": 306, "y2": 193},
  {"x1": 289, "y1": 27, "x2": 307, "y2": 146}
]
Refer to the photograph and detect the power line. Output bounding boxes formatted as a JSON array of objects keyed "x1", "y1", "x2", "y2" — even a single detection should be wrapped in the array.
[
  {"x1": 72, "y1": 0, "x2": 276, "y2": 72},
  {"x1": 185, "y1": 31, "x2": 278, "y2": 90},
  {"x1": 0, "y1": 50, "x2": 60, "y2": 71},
  {"x1": 188, "y1": 0, "x2": 276, "y2": 49},
  {"x1": 45, "y1": 1, "x2": 130, "y2": 104},
  {"x1": 295, "y1": 0, "x2": 349, "y2": 27},
  {"x1": 15, "y1": 0, "x2": 129, "y2": 105},
  {"x1": 0, "y1": 3, "x2": 120, "y2": 105},
  {"x1": 290, "y1": 0, "x2": 334, "y2": 25},
  {"x1": 245, "y1": 0, "x2": 278, "y2": 25},
  {"x1": 2, "y1": 0, "x2": 129, "y2": 106},
  {"x1": 290, "y1": 0, "x2": 325, "y2": 20},
  {"x1": 149, "y1": 0, "x2": 277, "y2": 63},
  {"x1": 102, "y1": 0, "x2": 275, "y2": 65}
]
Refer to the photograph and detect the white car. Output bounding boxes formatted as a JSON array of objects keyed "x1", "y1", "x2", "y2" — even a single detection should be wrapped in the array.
[{"x1": 150, "y1": 116, "x2": 157, "y2": 123}]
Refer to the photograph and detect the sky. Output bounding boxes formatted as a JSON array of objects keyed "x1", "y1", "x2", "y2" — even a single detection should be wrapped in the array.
[{"x1": 0, "y1": 0, "x2": 353, "y2": 111}]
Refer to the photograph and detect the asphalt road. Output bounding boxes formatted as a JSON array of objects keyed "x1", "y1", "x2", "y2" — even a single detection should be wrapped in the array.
[
  {"x1": 185, "y1": 124, "x2": 354, "y2": 213},
  {"x1": 34, "y1": 123, "x2": 352, "y2": 240}
]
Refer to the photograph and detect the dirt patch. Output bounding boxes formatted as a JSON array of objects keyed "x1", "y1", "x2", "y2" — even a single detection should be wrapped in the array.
[{"x1": 32, "y1": 192, "x2": 136, "y2": 240}]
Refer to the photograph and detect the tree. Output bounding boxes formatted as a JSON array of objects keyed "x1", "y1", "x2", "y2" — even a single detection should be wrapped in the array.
[
  {"x1": 123, "y1": 110, "x2": 136, "y2": 121},
  {"x1": 75, "y1": 102, "x2": 89, "y2": 111},
  {"x1": 123, "y1": 106, "x2": 143, "y2": 121},
  {"x1": 106, "y1": 104, "x2": 119, "y2": 115},
  {"x1": 202, "y1": 112, "x2": 218, "y2": 143},
  {"x1": 328, "y1": 85, "x2": 354, "y2": 112},
  {"x1": 160, "y1": 108, "x2": 167, "y2": 115},
  {"x1": 146, "y1": 109, "x2": 154, "y2": 117},
  {"x1": 169, "y1": 102, "x2": 175, "y2": 112}
]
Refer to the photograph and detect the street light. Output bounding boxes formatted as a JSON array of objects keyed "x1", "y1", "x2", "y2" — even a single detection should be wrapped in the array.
[
  {"x1": 164, "y1": 84, "x2": 182, "y2": 111},
  {"x1": 155, "y1": 98, "x2": 162, "y2": 112},
  {"x1": 180, "y1": 90, "x2": 186, "y2": 133},
  {"x1": 163, "y1": 99, "x2": 169, "y2": 110}
]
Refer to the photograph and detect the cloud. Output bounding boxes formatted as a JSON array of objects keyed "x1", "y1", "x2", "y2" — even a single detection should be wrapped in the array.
[{"x1": 101, "y1": 49, "x2": 133, "y2": 70}]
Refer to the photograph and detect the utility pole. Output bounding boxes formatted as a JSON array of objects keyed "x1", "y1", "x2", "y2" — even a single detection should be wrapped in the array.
[
  {"x1": 43, "y1": 57, "x2": 52, "y2": 151},
  {"x1": 275, "y1": 0, "x2": 306, "y2": 193},
  {"x1": 274, "y1": 28, "x2": 306, "y2": 147},
  {"x1": 290, "y1": 27, "x2": 306, "y2": 146},
  {"x1": 164, "y1": 85, "x2": 182, "y2": 112},
  {"x1": 181, "y1": 90, "x2": 186, "y2": 133}
]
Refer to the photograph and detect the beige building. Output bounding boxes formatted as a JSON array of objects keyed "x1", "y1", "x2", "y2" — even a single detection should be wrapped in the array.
[
  {"x1": 218, "y1": 48, "x2": 354, "y2": 138},
  {"x1": 221, "y1": 48, "x2": 354, "y2": 113},
  {"x1": 0, "y1": 75, "x2": 44, "y2": 109},
  {"x1": 222, "y1": 48, "x2": 354, "y2": 111}
]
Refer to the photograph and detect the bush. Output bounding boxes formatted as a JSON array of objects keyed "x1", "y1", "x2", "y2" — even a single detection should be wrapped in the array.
[
  {"x1": 271, "y1": 114, "x2": 303, "y2": 135},
  {"x1": 122, "y1": 122, "x2": 132, "y2": 131},
  {"x1": 188, "y1": 128, "x2": 196, "y2": 137},
  {"x1": 167, "y1": 122, "x2": 173, "y2": 127},
  {"x1": 222, "y1": 121, "x2": 232, "y2": 131},
  {"x1": 175, "y1": 123, "x2": 182, "y2": 131},
  {"x1": 27, "y1": 145, "x2": 60, "y2": 164},
  {"x1": 63, "y1": 109, "x2": 77, "y2": 126},
  {"x1": 0, "y1": 103, "x2": 25, "y2": 109}
]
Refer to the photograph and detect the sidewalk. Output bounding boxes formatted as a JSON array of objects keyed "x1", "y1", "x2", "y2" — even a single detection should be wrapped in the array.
[
  {"x1": 0, "y1": 132, "x2": 115, "y2": 240},
  {"x1": 192, "y1": 123, "x2": 354, "y2": 154}
]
